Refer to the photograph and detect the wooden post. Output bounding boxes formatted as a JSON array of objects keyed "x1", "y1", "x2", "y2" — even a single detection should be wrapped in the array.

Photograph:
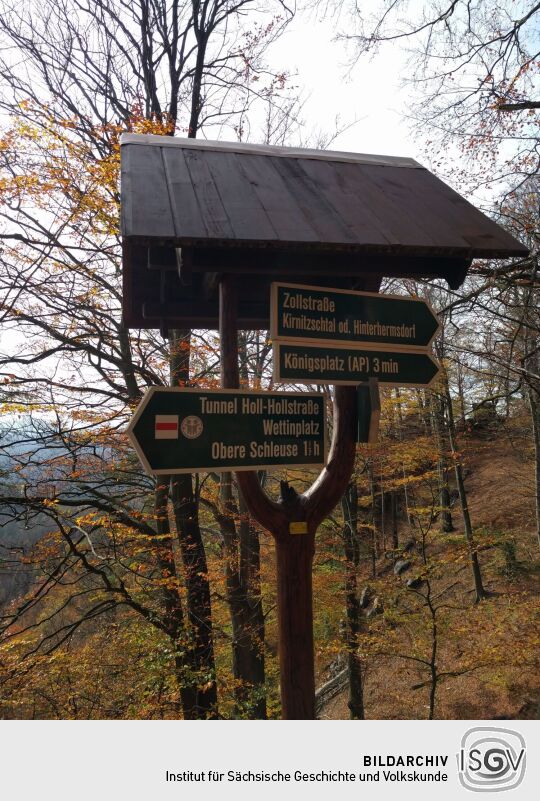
[
  {"x1": 219, "y1": 274, "x2": 239, "y2": 389},
  {"x1": 219, "y1": 274, "x2": 358, "y2": 719},
  {"x1": 275, "y1": 533, "x2": 315, "y2": 719}
]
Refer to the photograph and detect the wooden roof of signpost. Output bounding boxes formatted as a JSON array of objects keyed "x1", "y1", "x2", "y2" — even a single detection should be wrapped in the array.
[{"x1": 120, "y1": 133, "x2": 528, "y2": 330}]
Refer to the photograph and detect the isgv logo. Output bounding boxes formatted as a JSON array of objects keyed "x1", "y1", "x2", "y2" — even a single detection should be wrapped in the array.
[{"x1": 457, "y1": 727, "x2": 525, "y2": 792}]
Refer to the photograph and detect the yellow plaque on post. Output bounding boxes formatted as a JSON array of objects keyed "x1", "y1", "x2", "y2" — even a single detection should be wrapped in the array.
[{"x1": 289, "y1": 522, "x2": 308, "y2": 535}]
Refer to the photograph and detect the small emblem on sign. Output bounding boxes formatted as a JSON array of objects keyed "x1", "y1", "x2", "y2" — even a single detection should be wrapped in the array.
[
  {"x1": 155, "y1": 415, "x2": 179, "y2": 439},
  {"x1": 180, "y1": 415, "x2": 204, "y2": 439}
]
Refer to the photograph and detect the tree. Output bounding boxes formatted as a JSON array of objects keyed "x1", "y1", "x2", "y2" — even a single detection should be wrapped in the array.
[
  {"x1": 0, "y1": 0, "x2": 295, "y2": 719},
  {"x1": 340, "y1": 481, "x2": 365, "y2": 719},
  {"x1": 341, "y1": 0, "x2": 540, "y2": 199},
  {"x1": 471, "y1": 183, "x2": 540, "y2": 546}
]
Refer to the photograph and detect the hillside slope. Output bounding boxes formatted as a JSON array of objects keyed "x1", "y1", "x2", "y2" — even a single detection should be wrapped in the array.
[{"x1": 318, "y1": 423, "x2": 540, "y2": 720}]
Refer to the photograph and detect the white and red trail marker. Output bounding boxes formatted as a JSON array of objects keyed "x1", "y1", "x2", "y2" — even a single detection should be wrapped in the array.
[{"x1": 154, "y1": 415, "x2": 179, "y2": 439}]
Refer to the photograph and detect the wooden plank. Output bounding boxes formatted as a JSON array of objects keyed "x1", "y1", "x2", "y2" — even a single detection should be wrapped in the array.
[
  {"x1": 269, "y1": 156, "x2": 358, "y2": 244},
  {"x1": 360, "y1": 164, "x2": 471, "y2": 250},
  {"x1": 120, "y1": 145, "x2": 134, "y2": 238},
  {"x1": 122, "y1": 144, "x2": 175, "y2": 238},
  {"x1": 143, "y1": 299, "x2": 268, "y2": 319},
  {"x1": 403, "y1": 168, "x2": 529, "y2": 254},
  {"x1": 203, "y1": 151, "x2": 278, "y2": 240},
  {"x1": 161, "y1": 147, "x2": 208, "y2": 239},
  {"x1": 296, "y1": 158, "x2": 394, "y2": 247},
  {"x1": 182, "y1": 148, "x2": 234, "y2": 239},
  {"x1": 147, "y1": 245, "x2": 176, "y2": 269},
  {"x1": 121, "y1": 132, "x2": 420, "y2": 167},
  {"x1": 121, "y1": 240, "x2": 136, "y2": 325},
  {"x1": 141, "y1": 304, "x2": 269, "y2": 330},
  {"x1": 189, "y1": 245, "x2": 471, "y2": 280},
  {"x1": 336, "y1": 162, "x2": 442, "y2": 249},
  {"x1": 236, "y1": 154, "x2": 320, "y2": 243}
]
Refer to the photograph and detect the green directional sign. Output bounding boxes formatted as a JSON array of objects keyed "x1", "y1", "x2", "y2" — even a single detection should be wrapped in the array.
[
  {"x1": 127, "y1": 387, "x2": 327, "y2": 475},
  {"x1": 274, "y1": 342, "x2": 440, "y2": 387},
  {"x1": 271, "y1": 282, "x2": 440, "y2": 347}
]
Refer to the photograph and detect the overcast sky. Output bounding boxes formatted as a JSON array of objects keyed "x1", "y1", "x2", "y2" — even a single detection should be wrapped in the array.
[{"x1": 267, "y1": 7, "x2": 417, "y2": 159}]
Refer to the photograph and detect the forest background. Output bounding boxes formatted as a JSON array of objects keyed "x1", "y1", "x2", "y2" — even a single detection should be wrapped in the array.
[{"x1": 0, "y1": 0, "x2": 539, "y2": 720}]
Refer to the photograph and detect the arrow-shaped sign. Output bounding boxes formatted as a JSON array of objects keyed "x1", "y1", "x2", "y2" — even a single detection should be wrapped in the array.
[
  {"x1": 271, "y1": 282, "x2": 440, "y2": 348},
  {"x1": 274, "y1": 342, "x2": 440, "y2": 387},
  {"x1": 127, "y1": 387, "x2": 327, "y2": 475}
]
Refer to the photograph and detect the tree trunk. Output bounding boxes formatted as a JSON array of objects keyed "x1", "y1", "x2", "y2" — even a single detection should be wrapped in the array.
[
  {"x1": 237, "y1": 331, "x2": 267, "y2": 717},
  {"x1": 456, "y1": 359, "x2": 467, "y2": 427},
  {"x1": 527, "y1": 384, "x2": 540, "y2": 548},
  {"x1": 238, "y1": 490, "x2": 267, "y2": 718},
  {"x1": 170, "y1": 474, "x2": 218, "y2": 717},
  {"x1": 430, "y1": 392, "x2": 454, "y2": 533},
  {"x1": 169, "y1": 328, "x2": 217, "y2": 718},
  {"x1": 368, "y1": 459, "x2": 377, "y2": 576},
  {"x1": 218, "y1": 473, "x2": 267, "y2": 718},
  {"x1": 395, "y1": 388, "x2": 413, "y2": 526},
  {"x1": 341, "y1": 483, "x2": 364, "y2": 719},
  {"x1": 153, "y1": 480, "x2": 196, "y2": 717},
  {"x1": 390, "y1": 490, "x2": 399, "y2": 549},
  {"x1": 443, "y1": 378, "x2": 487, "y2": 602}
]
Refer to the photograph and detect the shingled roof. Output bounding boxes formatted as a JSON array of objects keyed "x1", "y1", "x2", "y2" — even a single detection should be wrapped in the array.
[{"x1": 120, "y1": 134, "x2": 528, "y2": 330}]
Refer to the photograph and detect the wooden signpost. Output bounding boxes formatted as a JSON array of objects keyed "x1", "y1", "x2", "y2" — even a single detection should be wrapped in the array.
[
  {"x1": 219, "y1": 276, "x2": 359, "y2": 720},
  {"x1": 219, "y1": 279, "x2": 441, "y2": 718},
  {"x1": 120, "y1": 134, "x2": 526, "y2": 720},
  {"x1": 126, "y1": 279, "x2": 440, "y2": 719},
  {"x1": 125, "y1": 276, "x2": 441, "y2": 719}
]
